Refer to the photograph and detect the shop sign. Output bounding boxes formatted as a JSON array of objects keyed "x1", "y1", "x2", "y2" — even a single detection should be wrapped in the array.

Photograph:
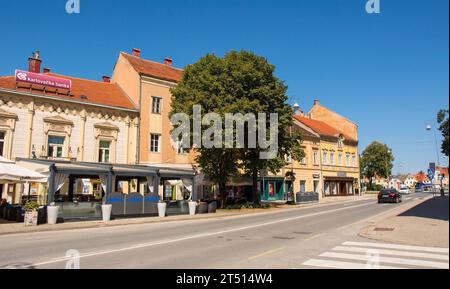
[{"x1": 15, "y1": 69, "x2": 71, "y2": 90}]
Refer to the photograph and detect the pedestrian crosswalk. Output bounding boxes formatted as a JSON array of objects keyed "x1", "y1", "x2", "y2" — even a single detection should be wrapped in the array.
[{"x1": 302, "y1": 241, "x2": 449, "y2": 269}]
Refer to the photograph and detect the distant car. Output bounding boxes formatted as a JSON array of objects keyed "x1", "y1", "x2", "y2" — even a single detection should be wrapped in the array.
[
  {"x1": 378, "y1": 189, "x2": 403, "y2": 204},
  {"x1": 399, "y1": 186, "x2": 410, "y2": 195}
]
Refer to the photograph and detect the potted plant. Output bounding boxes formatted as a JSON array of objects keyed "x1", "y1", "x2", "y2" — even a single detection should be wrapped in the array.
[
  {"x1": 188, "y1": 200, "x2": 197, "y2": 216},
  {"x1": 157, "y1": 200, "x2": 167, "y2": 218},
  {"x1": 24, "y1": 201, "x2": 39, "y2": 226},
  {"x1": 101, "y1": 202, "x2": 113, "y2": 222},
  {"x1": 47, "y1": 202, "x2": 60, "y2": 225}
]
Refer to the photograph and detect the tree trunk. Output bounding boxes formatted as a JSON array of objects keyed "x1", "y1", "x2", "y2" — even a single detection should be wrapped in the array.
[
  {"x1": 252, "y1": 169, "x2": 259, "y2": 204},
  {"x1": 369, "y1": 178, "x2": 373, "y2": 191},
  {"x1": 219, "y1": 181, "x2": 226, "y2": 208}
]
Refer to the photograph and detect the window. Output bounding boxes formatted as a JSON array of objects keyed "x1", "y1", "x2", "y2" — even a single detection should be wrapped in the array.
[
  {"x1": 150, "y1": 134, "x2": 161, "y2": 153},
  {"x1": 346, "y1": 154, "x2": 350, "y2": 167},
  {"x1": 323, "y1": 152, "x2": 328, "y2": 165},
  {"x1": 338, "y1": 153, "x2": 343, "y2": 166},
  {"x1": 330, "y1": 152, "x2": 335, "y2": 165},
  {"x1": 338, "y1": 138, "x2": 343, "y2": 148},
  {"x1": 98, "y1": 141, "x2": 111, "y2": 163},
  {"x1": 0, "y1": 131, "x2": 5, "y2": 157},
  {"x1": 152, "y1": 97, "x2": 162, "y2": 114},
  {"x1": 300, "y1": 181, "x2": 306, "y2": 193},
  {"x1": 47, "y1": 136, "x2": 65, "y2": 158},
  {"x1": 352, "y1": 154, "x2": 357, "y2": 167},
  {"x1": 313, "y1": 180, "x2": 320, "y2": 193},
  {"x1": 313, "y1": 150, "x2": 319, "y2": 165}
]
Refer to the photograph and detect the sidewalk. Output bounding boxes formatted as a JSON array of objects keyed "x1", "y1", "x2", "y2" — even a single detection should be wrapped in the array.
[
  {"x1": 360, "y1": 196, "x2": 449, "y2": 248},
  {"x1": 0, "y1": 195, "x2": 375, "y2": 236}
]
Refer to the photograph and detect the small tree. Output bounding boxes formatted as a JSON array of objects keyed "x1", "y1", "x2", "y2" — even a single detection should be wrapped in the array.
[
  {"x1": 360, "y1": 141, "x2": 394, "y2": 190},
  {"x1": 437, "y1": 109, "x2": 449, "y2": 157}
]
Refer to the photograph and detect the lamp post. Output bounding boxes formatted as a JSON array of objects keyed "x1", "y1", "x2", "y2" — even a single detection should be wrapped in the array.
[
  {"x1": 386, "y1": 149, "x2": 391, "y2": 188},
  {"x1": 426, "y1": 123, "x2": 444, "y2": 196}
]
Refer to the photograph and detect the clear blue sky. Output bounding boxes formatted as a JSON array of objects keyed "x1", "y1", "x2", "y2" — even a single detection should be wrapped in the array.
[{"x1": 0, "y1": 0, "x2": 448, "y2": 174}]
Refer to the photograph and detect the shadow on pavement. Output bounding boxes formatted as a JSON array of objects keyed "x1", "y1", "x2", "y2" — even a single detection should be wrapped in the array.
[{"x1": 399, "y1": 196, "x2": 449, "y2": 221}]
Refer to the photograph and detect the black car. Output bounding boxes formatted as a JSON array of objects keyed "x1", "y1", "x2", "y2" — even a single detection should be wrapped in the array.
[{"x1": 378, "y1": 189, "x2": 403, "y2": 204}]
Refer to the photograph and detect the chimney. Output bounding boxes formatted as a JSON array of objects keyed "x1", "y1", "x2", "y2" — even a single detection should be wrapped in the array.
[
  {"x1": 314, "y1": 99, "x2": 319, "y2": 106},
  {"x1": 132, "y1": 48, "x2": 141, "y2": 58},
  {"x1": 164, "y1": 57, "x2": 173, "y2": 66},
  {"x1": 293, "y1": 103, "x2": 304, "y2": 116},
  {"x1": 102, "y1": 76, "x2": 111, "y2": 83},
  {"x1": 28, "y1": 50, "x2": 42, "y2": 73},
  {"x1": 43, "y1": 68, "x2": 51, "y2": 74}
]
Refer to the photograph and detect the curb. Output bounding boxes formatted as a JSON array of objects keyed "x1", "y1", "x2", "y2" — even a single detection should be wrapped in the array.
[{"x1": 358, "y1": 196, "x2": 436, "y2": 245}]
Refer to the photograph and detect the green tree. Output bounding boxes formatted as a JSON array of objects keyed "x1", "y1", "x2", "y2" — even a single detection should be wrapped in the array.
[
  {"x1": 360, "y1": 141, "x2": 394, "y2": 190},
  {"x1": 170, "y1": 50, "x2": 303, "y2": 205},
  {"x1": 437, "y1": 109, "x2": 449, "y2": 157}
]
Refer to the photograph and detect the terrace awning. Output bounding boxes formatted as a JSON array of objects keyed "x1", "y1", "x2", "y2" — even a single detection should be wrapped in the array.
[{"x1": 0, "y1": 156, "x2": 47, "y2": 183}]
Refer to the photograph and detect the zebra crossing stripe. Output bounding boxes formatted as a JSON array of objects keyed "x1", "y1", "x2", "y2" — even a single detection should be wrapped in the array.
[
  {"x1": 342, "y1": 241, "x2": 449, "y2": 254},
  {"x1": 320, "y1": 252, "x2": 449, "y2": 269},
  {"x1": 302, "y1": 259, "x2": 405, "y2": 269},
  {"x1": 332, "y1": 246, "x2": 449, "y2": 261}
]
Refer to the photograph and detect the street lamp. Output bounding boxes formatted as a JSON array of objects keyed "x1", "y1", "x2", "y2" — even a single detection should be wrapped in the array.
[
  {"x1": 386, "y1": 149, "x2": 392, "y2": 188},
  {"x1": 426, "y1": 123, "x2": 441, "y2": 167},
  {"x1": 426, "y1": 123, "x2": 444, "y2": 196}
]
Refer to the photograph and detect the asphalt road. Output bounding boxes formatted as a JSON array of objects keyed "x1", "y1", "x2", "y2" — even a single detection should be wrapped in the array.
[{"x1": 0, "y1": 192, "x2": 441, "y2": 269}]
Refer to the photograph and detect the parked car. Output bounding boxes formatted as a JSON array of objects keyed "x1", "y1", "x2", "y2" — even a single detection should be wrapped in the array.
[
  {"x1": 399, "y1": 185, "x2": 410, "y2": 195},
  {"x1": 378, "y1": 189, "x2": 403, "y2": 204}
]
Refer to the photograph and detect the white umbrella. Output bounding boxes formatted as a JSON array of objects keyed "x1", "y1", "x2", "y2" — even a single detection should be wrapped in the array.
[{"x1": 0, "y1": 156, "x2": 47, "y2": 183}]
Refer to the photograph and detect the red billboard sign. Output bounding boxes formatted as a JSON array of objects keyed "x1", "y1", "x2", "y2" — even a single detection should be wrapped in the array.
[{"x1": 15, "y1": 69, "x2": 71, "y2": 90}]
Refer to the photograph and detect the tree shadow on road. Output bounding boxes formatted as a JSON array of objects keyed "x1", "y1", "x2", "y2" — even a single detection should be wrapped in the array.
[{"x1": 399, "y1": 196, "x2": 449, "y2": 221}]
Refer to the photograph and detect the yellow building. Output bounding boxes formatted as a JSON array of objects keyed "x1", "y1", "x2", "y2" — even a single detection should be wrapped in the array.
[{"x1": 288, "y1": 100, "x2": 360, "y2": 200}]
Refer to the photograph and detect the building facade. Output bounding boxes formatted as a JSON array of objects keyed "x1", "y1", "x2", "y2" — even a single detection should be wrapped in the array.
[{"x1": 260, "y1": 100, "x2": 360, "y2": 202}]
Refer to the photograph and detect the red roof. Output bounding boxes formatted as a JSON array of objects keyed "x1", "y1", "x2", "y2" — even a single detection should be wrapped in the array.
[
  {"x1": 293, "y1": 115, "x2": 357, "y2": 142},
  {"x1": 414, "y1": 172, "x2": 429, "y2": 183},
  {"x1": 121, "y1": 52, "x2": 183, "y2": 82},
  {"x1": 437, "y1": 166, "x2": 449, "y2": 177},
  {"x1": 0, "y1": 73, "x2": 137, "y2": 110}
]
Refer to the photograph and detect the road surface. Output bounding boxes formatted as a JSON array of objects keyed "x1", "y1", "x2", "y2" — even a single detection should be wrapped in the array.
[{"x1": 0, "y1": 192, "x2": 447, "y2": 269}]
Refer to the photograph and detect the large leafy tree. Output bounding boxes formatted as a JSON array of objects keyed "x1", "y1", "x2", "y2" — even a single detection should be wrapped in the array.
[
  {"x1": 360, "y1": 141, "x2": 394, "y2": 190},
  {"x1": 170, "y1": 50, "x2": 303, "y2": 205},
  {"x1": 437, "y1": 109, "x2": 449, "y2": 157}
]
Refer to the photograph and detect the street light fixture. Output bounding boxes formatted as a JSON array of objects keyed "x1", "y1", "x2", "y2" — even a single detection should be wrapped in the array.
[{"x1": 426, "y1": 123, "x2": 444, "y2": 196}]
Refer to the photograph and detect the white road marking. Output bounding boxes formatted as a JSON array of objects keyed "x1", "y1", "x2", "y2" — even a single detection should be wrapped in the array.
[
  {"x1": 320, "y1": 252, "x2": 449, "y2": 269},
  {"x1": 302, "y1": 259, "x2": 404, "y2": 269},
  {"x1": 28, "y1": 201, "x2": 373, "y2": 268},
  {"x1": 332, "y1": 246, "x2": 449, "y2": 261},
  {"x1": 342, "y1": 241, "x2": 449, "y2": 254}
]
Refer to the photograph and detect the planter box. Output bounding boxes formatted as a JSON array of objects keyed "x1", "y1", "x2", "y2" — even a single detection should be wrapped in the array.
[{"x1": 24, "y1": 211, "x2": 38, "y2": 226}]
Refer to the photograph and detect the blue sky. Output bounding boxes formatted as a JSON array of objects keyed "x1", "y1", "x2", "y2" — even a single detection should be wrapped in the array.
[{"x1": 0, "y1": 0, "x2": 448, "y2": 173}]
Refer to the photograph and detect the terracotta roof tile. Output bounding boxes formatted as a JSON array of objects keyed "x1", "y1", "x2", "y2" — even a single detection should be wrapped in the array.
[
  {"x1": 293, "y1": 115, "x2": 357, "y2": 142},
  {"x1": 121, "y1": 52, "x2": 183, "y2": 82},
  {"x1": 0, "y1": 73, "x2": 137, "y2": 110}
]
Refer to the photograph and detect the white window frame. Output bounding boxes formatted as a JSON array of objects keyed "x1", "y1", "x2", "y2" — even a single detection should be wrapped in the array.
[
  {"x1": 313, "y1": 150, "x2": 319, "y2": 165},
  {"x1": 98, "y1": 140, "x2": 112, "y2": 163},
  {"x1": 47, "y1": 135, "x2": 66, "y2": 158},
  {"x1": 150, "y1": 134, "x2": 161, "y2": 153},
  {"x1": 151, "y1": 96, "x2": 162, "y2": 114}
]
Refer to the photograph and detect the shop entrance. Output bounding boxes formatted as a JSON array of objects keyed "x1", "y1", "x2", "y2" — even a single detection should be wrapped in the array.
[{"x1": 339, "y1": 182, "x2": 347, "y2": 196}]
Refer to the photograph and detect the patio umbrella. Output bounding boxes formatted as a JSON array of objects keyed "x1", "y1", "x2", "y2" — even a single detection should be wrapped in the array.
[{"x1": 0, "y1": 156, "x2": 47, "y2": 183}]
